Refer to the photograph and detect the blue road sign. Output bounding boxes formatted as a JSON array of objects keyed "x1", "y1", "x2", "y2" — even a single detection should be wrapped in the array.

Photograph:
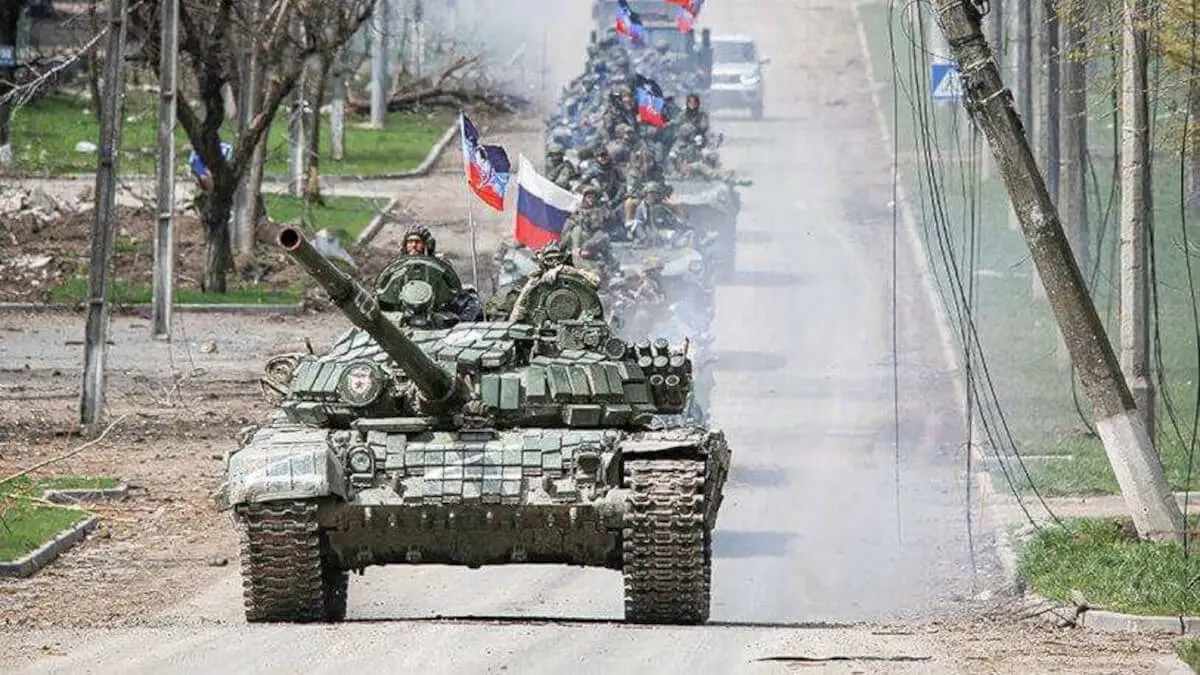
[
  {"x1": 930, "y1": 61, "x2": 963, "y2": 103},
  {"x1": 0, "y1": 45, "x2": 15, "y2": 68}
]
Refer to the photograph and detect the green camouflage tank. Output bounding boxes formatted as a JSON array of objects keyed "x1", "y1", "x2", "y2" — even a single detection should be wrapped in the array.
[{"x1": 218, "y1": 227, "x2": 732, "y2": 625}]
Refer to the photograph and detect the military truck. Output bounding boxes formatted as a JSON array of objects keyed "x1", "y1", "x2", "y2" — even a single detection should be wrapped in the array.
[
  {"x1": 589, "y1": 0, "x2": 713, "y2": 90},
  {"x1": 219, "y1": 227, "x2": 732, "y2": 625}
]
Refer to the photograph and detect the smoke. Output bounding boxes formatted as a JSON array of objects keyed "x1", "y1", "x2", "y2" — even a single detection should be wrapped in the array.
[{"x1": 411, "y1": 0, "x2": 596, "y2": 110}]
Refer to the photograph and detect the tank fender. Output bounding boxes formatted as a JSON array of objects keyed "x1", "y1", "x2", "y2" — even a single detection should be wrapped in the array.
[
  {"x1": 218, "y1": 426, "x2": 348, "y2": 508},
  {"x1": 620, "y1": 428, "x2": 723, "y2": 458}
]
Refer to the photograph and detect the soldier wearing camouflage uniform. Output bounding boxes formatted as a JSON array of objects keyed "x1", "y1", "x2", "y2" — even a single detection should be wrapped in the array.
[
  {"x1": 628, "y1": 182, "x2": 685, "y2": 243},
  {"x1": 506, "y1": 242, "x2": 601, "y2": 323},
  {"x1": 545, "y1": 144, "x2": 578, "y2": 189},
  {"x1": 600, "y1": 87, "x2": 639, "y2": 142},
  {"x1": 622, "y1": 146, "x2": 666, "y2": 224},
  {"x1": 563, "y1": 184, "x2": 619, "y2": 274},
  {"x1": 585, "y1": 147, "x2": 625, "y2": 205}
]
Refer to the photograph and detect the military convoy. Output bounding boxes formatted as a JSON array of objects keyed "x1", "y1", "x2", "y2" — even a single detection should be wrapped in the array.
[{"x1": 220, "y1": 13, "x2": 750, "y2": 626}]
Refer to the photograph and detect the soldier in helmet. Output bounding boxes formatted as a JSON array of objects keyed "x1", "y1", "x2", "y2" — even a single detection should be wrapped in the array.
[
  {"x1": 546, "y1": 144, "x2": 578, "y2": 189},
  {"x1": 563, "y1": 184, "x2": 618, "y2": 273},
  {"x1": 586, "y1": 147, "x2": 625, "y2": 205},
  {"x1": 676, "y1": 93, "x2": 711, "y2": 142},
  {"x1": 507, "y1": 241, "x2": 601, "y2": 323},
  {"x1": 622, "y1": 145, "x2": 666, "y2": 225},
  {"x1": 601, "y1": 86, "x2": 639, "y2": 142},
  {"x1": 402, "y1": 225, "x2": 437, "y2": 256},
  {"x1": 628, "y1": 182, "x2": 684, "y2": 243}
]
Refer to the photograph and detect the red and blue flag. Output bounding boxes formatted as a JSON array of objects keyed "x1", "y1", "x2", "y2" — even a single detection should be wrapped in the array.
[
  {"x1": 615, "y1": 0, "x2": 646, "y2": 45},
  {"x1": 459, "y1": 112, "x2": 510, "y2": 212},
  {"x1": 666, "y1": 0, "x2": 700, "y2": 13},
  {"x1": 635, "y1": 74, "x2": 668, "y2": 128},
  {"x1": 514, "y1": 154, "x2": 582, "y2": 249},
  {"x1": 675, "y1": 0, "x2": 704, "y2": 32}
]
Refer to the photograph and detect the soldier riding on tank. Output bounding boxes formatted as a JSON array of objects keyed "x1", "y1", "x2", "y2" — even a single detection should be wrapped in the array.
[{"x1": 374, "y1": 225, "x2": 484, "y2": 326}]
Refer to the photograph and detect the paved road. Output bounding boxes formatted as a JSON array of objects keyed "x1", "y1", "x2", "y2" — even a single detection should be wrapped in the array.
[{"x1": 6, "y1": 1, "x2": 1168, "y2": 673}]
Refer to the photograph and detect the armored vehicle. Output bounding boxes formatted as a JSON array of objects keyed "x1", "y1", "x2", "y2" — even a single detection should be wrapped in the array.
[
  {"x1": 666, "y1": 178, "x2": 741, "y2": 280},
  {"x1": 589, "y1": 0, "x2": 713, "y2": 89},
  {"x1": 220, "y1": 227, "x2": 732, "y2": 625}
]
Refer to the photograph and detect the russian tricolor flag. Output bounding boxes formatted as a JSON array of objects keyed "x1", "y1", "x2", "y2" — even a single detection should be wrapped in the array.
[
  {"x1": 635, "y1": 74, "x2": 668, "y2": 128},
  {"x1": 514, "y1": 154, "x2": 582, "y2": 249}
]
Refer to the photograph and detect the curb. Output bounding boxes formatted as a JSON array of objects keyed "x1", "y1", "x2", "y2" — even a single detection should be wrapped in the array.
[
  {"x1": 996, "y1": 522, "x2": 1200, "y2": 637},
  {"x1": 0, "y1": 302, "x2": 305, "y2": 315},
  {"x1": 356, "y1": 196, "x2": 400, "y2": 247},
  {"x1": 42, "y1": 484, "x2": 129, "y2": 504},
  {"x1": 4, "y1": 121, "x2": 461, "y2": 184},
  {"x1": 352, "y1": 121, "x2": 458, "y2": 247},
  {"x1": 0, "y1": 515, "x2": 97, "y2": 578}
]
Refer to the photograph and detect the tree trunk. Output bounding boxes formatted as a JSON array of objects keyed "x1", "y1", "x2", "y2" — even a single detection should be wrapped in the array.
[
  {"x1": 304, "y1": 52, "x2": 334, "y2": 204},
  {"x1": 0, "y1": 0, "x2": 22, "y2": 169},
  {"x1": 202, "y1": 175, "x2": 235, "y2": 293}
]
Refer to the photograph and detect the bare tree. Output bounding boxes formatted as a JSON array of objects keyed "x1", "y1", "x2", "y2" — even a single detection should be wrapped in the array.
[{"x1": 129, "y1": 0, "x2": 374, "y2": 293}]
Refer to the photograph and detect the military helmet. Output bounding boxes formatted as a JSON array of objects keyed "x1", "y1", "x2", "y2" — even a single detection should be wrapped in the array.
[
  {"x1": 546, "y1": 143, "x2": 565, "y2": 157},
  {"x1": 402, "y1": 225, "x2": 436, "y2": 254},
  {"x1": 643, "y1": 181, "x2": 664, "y2": 195},
  {"x1": 580, "y1": 182, "x2": 600, "y2": 197}
]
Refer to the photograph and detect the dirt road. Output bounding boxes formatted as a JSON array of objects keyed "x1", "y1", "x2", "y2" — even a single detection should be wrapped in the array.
[{"x1": 0, "y1": 1, "x2": 1186, "y2": 673}]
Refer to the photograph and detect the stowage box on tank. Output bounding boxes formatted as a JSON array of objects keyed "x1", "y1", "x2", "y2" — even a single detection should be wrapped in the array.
[{"x1": 217, "y1": 228, "x2": 732, "y2": 625}]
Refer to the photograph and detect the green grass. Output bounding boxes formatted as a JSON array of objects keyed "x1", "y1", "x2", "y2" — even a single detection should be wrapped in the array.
[
  {"x1": 263, "y1": 194, "x2": 389, "y2": 242},
  {"x1": 0, "y1": 476, "x2": 112, "y2": 562},
  {"x1": 1018, "y1": 517, "x2": 1200, "y2": 615},
  {"x1": 7, "y1": 90, "x2": 452, "y2": 177},
  {"x1": 858, "y1": 4, "x2": 1200, "y2": 496},
  {"x1": 1177, "y1": 637, "x2": 1200, "y2": 671},
  {"x1": 40, "y1": 477, "x2": 120, "y2": 491},
  {"x1": 48, "y1": 277, "x2": 304, "y2": 305}
]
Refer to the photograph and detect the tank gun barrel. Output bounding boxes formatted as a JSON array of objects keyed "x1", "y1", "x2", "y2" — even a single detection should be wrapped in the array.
[{"x1": 277, "y1": 227, "x2": 468, "y2": 408}]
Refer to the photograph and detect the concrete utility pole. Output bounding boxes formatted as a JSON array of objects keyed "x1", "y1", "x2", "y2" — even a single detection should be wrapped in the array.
[
  {"x1": 1042, "y1": 1, "x2": 1061, "y2": 204},
  {"x1": 1017, "y1": 0, "x2": 1034, "y2": 139},
  {"x1": 412, "y1": 0, "x2": 425, "y2": 79},
  {"x1": 989, "y1": 0, "x2": 1003, "y2": 68},
  {"x1": 152, "y1": 0, "x2": 179, "y2": 340},
  {"x1": 0, "y1": 0, "x2": 19, "y2": 170},
  {"x1": 232, "y1": 0, "x2": 263, "y2": 257},
  {"x1": 81, "y1": 0, "x2": 129, "y2": 425},
  {"x1": 331, "y1": 52, "x2": 347, "y2": 161},
  {"x1": 1060, "y1": 0, "x2": 1089, "y2": 281},
  {"x1": 289, "y1": 48, "x2": 308, "y2": 198},
  {"x1": 931, "y1": 1, "x2": 1184, "y2": 541},
  {"x1": 1120, "y1": 0, "x2": 1156, "y2": 443},
  {"x1": 370, "y1": 0, "x2": 389, "y2": 129}
]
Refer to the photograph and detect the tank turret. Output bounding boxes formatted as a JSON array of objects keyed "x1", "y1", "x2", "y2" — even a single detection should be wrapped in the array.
[{"x1": 277, "y1": 226, "x2": 469, "y2": 408}]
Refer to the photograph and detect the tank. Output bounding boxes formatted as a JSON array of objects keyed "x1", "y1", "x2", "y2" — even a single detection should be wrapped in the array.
[{"x1": 219, "y1": 227, "x2": 732, "y2": 625}]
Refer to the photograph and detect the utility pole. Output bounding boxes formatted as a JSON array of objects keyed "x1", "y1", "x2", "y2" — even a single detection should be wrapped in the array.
[
  {"x1": 370, "y1": 0, "x2": 388, "y2": 129},
  {"x1": 232, "y1": 0, "x2": 262, "y2": 256},
  {"x1": 288, "y1": 46, "x2": 308, "y2": 198},
  {"x1": 412, "y1": 0, "x2": 425, "y2": 79},
  {"x1": 81, "y1": 0, "x2": 129, "y2": 425},
  {"x1": 1120, "y1": 0, "x2": 1155, "y2": 443},
  {"x1": 331, "y1": 50, "x2": 347, "y2": 161},
  {"x1": 151, "y1": 0, "x2": 179, "y2": 340},
  {"x1": 1017, "y1": 0, "x2": 1033, "y2": 140},
  {"x1": 932, "y1": 1, "x2": 1184, "y2": 542},
  {"x1": 1061, "y1": 0, "x2": 1089, "y2": 281},
  {"x1": 1042, "y1": 1, "x2": 1061, "y2": 204}
]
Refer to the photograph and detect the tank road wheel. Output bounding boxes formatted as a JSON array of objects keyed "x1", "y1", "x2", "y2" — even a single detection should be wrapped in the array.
[
  {"x1": 236, "y1": 501, "x2": 347, "y2": 623},
  {"x1": 621, "y1": 459, "x2": 712, "y2": 625}
]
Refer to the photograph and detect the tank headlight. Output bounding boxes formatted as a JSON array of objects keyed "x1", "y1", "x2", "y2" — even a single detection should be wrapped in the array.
[
  {"x1": 347, "y1": 447, "x2": 374, "y2": 474},
  {"x1": 338, "y1": 361, "x2": 384, "y2": 407}
]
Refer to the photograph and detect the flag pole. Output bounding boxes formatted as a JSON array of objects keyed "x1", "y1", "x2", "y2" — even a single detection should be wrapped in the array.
[{"x1": 467, "y1": 193, "x2": 480, "y2": 289}]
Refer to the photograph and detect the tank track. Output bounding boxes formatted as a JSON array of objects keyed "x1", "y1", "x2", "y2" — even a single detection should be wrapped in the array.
[
  {"x1": 621, "y1": 458, "x2": 712, "y2": 625},
  {"x1": 236, "y1": 501, "x2": 348, "y2": 623}
]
